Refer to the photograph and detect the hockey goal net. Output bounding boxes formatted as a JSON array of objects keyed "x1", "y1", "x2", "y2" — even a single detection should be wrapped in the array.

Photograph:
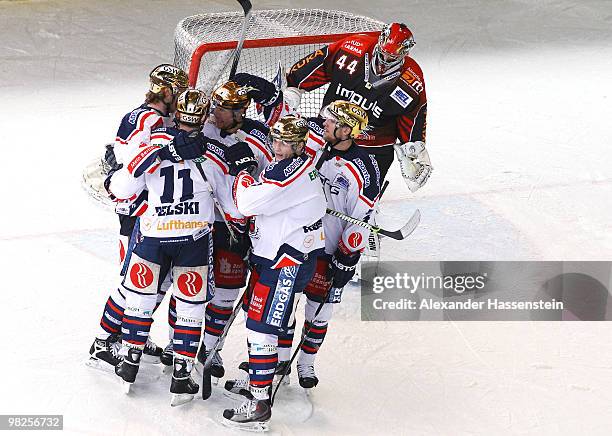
[{"x1": 174, "y1": 8, "x2": 384, "y2": 120}]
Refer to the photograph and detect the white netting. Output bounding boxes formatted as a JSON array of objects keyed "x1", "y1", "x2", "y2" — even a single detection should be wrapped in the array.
[{"x1": 174, "y1": 9, "x2": 384, "y2": 119}]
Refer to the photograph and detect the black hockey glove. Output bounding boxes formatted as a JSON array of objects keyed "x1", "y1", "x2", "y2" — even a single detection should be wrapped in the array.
[
  {"x1": 226, "y1": 141, "x2": 258, "y2": 176},
  {"x1": 328, "y1": 247, "x2": 361, "y2": 289},
  {"x1": 158, "y1": 130, "x2": 206, "y2": 163},
  {"x1": 233, "y1": 73, "x2": 283, "y2": 107},
  {"x1": 102, "y1": 143, "x2": 122, "y2": 175}
]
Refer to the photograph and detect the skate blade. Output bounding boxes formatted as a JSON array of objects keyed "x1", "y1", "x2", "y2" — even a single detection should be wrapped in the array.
[
  {"x1": 84, "y1": 357, "x2": 115, "y2": 374},
  {"x1": 212, "y1": 376, "x2": 220, "y2": 386},
  {"x1": 222, "y1": 418, "x2": 268, "y2": 433},
  {"x1": 170, "y1": 393, "x2": 194, "y2": 407},
  {"x1": 141, "y1": 354, "x2": 162, "y2": 364},
  {"x1": 121, "y1": 379, "x2": 133, "y2": 394},
  {"x1": 222, "y1": 388, "x2": 251, "y2": 401}
]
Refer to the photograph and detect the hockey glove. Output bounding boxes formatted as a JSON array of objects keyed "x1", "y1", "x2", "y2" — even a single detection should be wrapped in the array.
[
  {"x1": 329, "y1": 246, "x2": 361, "y2": 289},
  {"x1": 233, "y1": 73, "x2": 283, "y2": 107},
  {"x1": 102, "y1": 143, "x2": 122, "y2": 175},
  {"x1": 158, "y1": 130, "x2": 206, "y2": 163},
  {"x1": 226, "y1": 141, "x2": 258, "y2": 176},
  {"x1": 394, "y1": 141, "x2": 433, "y2": 193}
]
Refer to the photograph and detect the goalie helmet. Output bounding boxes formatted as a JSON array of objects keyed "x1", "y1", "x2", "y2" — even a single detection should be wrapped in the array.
[
  {"x1": 211, "y1": 81, "x2": 251, "y2": 110},
  {"x1": 372, "y1": 23, "x2": 415, "y2": 76},
  {"x1": 322, "y1": 100, "x2": 369, "y2": 139},
  {"x1": 149, "y1": 64, "x2": 189, "y2": 96},
  {"x1": 176, "y1": 89, "x2": 210, "y2": 126}
]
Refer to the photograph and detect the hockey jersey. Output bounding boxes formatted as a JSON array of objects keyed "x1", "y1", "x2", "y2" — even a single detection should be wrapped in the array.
[
  {"x1": 233, "y1": 154, "x2": 326, "y2": 266},
  {"x1": 200, "y1": 118, "x2": 273, "y2": 232},
  {"x1": 108, "y1": 126, "x2": 233, "y2": 242},
  {"x1": 286, "y1": 34, "x2": 427, "y2": 148},
  {"x1": 111, "y1": 104, "x2": 171, "y2": 217},
  {"x1": 305, "y1": 118, "x2": 381, "y2": 255}
]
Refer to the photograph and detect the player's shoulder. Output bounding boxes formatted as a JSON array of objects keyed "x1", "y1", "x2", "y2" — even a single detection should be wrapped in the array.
[
  {"x1": 336, "y1": 33, "x2": 377, "y2": 57},
  {"x1": 306, "y1": 116, "x2": 325, "y2": 137},
  {"x1": 203, "y1": 136, "x2": 229, "y2": 162},
  {"x1": 398, "y1": 57, "x2": 426, "y2": 92},
  {"x1": 261, "y1": 154, "x2": 312, "y2": 185},
  {"x1": 340, "y1": 146, "x2": 381, "y2": 200},
  {"x1": 123, "y1": 104, "x2": 163, "y2": 126},
  {"x1": 241, "y1": 118, "x2": 270, "y2": 144}
]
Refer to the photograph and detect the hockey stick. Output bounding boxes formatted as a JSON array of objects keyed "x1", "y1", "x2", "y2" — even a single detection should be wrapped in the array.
[
  {"x1": 193, "y1": 161, "x2": 238, "y2": 244},
  {"x1": 326, "y1": 207, "x2": 421, "y2": 240},
  {"x1": 228, "y1": 0, "x2": 253, "y2": 80},
  {"x1": 119, "y1": 218, "x2": 140, "y2": 276},
  {"x1": 201, "y1": 287, "x2": 249, "y2": 400}
]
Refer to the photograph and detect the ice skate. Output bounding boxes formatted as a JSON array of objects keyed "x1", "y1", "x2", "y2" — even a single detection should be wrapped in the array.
[
  {"x1": 160, "y1": 341, "x2": 174, "y2": 367},
  {"x1": 141, "y1": 337, "x2": 163, "y2": 364},
  {"x1": 115, "y1": 347, "x2": 142, "y2": 393},
  {"x1": 297, "y1": 363, "x2": 319, "y2": 389},
  {"x1": 86, "y1": 334, "x2": 123, "y2": 372},
  {"x1": 222, "y1": 395, "x2": 271, "y2": 432},
  {"x1": 170, "y1": 357, "x2": 199, "y2": 406}
]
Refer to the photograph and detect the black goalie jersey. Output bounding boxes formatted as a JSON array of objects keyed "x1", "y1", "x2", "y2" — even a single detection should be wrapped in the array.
[{"x1": 286, "y1": 33, "x2": 427, "y2": 149}]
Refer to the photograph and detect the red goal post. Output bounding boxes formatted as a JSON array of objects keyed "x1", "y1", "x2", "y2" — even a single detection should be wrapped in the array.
[{"x1": 174, "y1": 9, "x2": 384, "y2": 119}]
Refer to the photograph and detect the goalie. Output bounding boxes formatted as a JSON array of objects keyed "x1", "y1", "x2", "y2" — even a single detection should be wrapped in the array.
[{"x1": 285, "y1": 22, "x2": 432, "y2": 192}]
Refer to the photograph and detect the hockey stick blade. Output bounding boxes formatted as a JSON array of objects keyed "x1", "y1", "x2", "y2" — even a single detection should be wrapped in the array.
[
  {"x1": 325, "y1": 208, "x2": 420, "y2": 241},
  {"x1": 377, "y1": 209, "x2": 420, "y2": 240}
]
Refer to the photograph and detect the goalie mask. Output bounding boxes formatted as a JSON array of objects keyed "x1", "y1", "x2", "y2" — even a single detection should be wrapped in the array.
[
  {"x1": 176, "y1": 89, "x2": 210, "y2": 126},
  {"x1": 269, "y1": 115, "x2": 309, "y2": 155},
  {"x1": 211, "y1": 81, "x2": 251, "y2": 110},
  {"x1": 149, "y1": 64, "x2": 189, "y2": 96},
  {"x1": 322, "y1": 100, "x2": 369, "y2": 139},
  {"x1": 372, "y1": 23, "x2": 415, "y2": 76}
]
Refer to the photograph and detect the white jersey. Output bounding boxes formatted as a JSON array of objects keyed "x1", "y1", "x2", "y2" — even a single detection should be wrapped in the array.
[
  {"x1": 202, "y1": 118, "x2": 273, "y2": 179},
  {"x1": 111, "y1": 104, "x2": 172, "y2": 217},
  {"x1": 233, "y1": 154, "x2": 326, "y2": 266},
  {"x1": 109, "y1": 126, "x2": 234, "y2": 241},
  {"x1": 200, "y1": 118, "x2": 273, "y2": 231},
  {"x1": 306, "y1": 118, "x2": 382, "y2": 255}
]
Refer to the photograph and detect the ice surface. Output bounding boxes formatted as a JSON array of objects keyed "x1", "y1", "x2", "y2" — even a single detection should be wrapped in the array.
[{"x1": 1, "y1": 0, "x2": 611, "y2": 435}]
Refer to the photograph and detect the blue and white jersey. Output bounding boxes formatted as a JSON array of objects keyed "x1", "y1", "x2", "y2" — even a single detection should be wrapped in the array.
[
  {"x1": 202, "y1": 117, "x2": 273, "y2": 178},
  {"x1": 109, "y1": 126, "x2": 234, "y2": 242},
  {"x1": 111, "y1": 104, "x2": 172, "y2": 217},
  {"x1": 233, "y1": 154, "x2": 326, "y2": 266},
  {"x1": 306, "y1": 117, "x2": 382, "y2": 255}
]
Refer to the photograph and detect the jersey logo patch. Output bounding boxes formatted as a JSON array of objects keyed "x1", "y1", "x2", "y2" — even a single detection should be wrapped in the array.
[
  {"x1": 390, "y1": 86, "x2": 414, "y2": 108},
  {"x1": 177, "y1": 271, "x2": 203, "y2": 297},
  {"x1": 130, "y1": 263, "x2": 154, "y2": 289}
]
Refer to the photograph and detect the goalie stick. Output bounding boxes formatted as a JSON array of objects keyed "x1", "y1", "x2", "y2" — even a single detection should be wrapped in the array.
[
  {"x1": 201, "y1": 288, "x2": 248, "y2": 400},
  {"x1": 229, "y1": 0, "x2": 253, "y2": 80},
  {"x1": 326, "y1": 207, "x2": 421, "y2": 241}
]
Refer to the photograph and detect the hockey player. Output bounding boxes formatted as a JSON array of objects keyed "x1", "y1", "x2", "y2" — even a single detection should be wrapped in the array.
[
  {"x1": 107, "y1": 89, "x2": 223, "y2": 405},
  {"x1": 156, "y1": 79, "x2": 275, "y2": 376},
  {"x1": 222, "y1": 115, "x2": 326, "y2": 430},
  {"x1": 286, "y1": 22, "x2": 432, "y2": 189},
  {"x1": 88, "y1": 64, "x2": 189, "y2": 370},
  {"x1": 295, "y1": 101, "x2": 380, "y2": 388},
  {"x1": 195, "y1": 80, "x2": 274, "y2": 377}
]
